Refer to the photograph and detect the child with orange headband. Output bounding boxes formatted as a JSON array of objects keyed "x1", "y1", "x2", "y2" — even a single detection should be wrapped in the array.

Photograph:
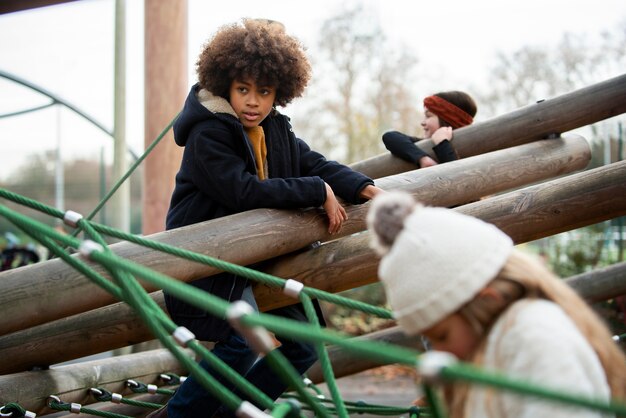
[{"x1": 383, "y1": 91, "x2": 477, "y2": 168}]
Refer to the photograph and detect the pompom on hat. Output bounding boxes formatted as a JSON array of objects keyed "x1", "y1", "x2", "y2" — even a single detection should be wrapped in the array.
[{"x1": 367, "y1": 191, "x2": 514, "y2": 336}]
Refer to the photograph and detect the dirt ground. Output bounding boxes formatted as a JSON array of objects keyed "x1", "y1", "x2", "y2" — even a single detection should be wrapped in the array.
[{"x1": 309, "y1": 365, "x2": 421, "y2": 417}]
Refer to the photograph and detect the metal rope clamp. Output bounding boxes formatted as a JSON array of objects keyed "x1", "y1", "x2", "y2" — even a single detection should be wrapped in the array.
[
  {"x1": 0, "y1": 405, "x2": 36, "y2": 418},
  {"x1": 63, "y1": 210, "x2": 84, "y2": 228},
  {"x1": 78, "y1": 240, "x2": 103, "y2": 259},
  {"x1": 236, "y1": 401, "x2": 272, "y2": 418},
  {"x1": 173, "y1": 326, "x2": 196, "y2": 347},
  {"x1": 227, "y1": 301, "x2": 275, "y2": 355}
]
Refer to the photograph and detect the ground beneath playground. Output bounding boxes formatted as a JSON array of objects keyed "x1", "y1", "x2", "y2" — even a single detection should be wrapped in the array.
[{"x1": 312, "y1": 365, "x2": 420, "y2": 417}]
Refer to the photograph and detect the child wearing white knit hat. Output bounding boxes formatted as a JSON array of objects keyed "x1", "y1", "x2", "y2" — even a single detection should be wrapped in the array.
[{"x1": 366, "y1": 191, "x2": 626, "y2": 418}]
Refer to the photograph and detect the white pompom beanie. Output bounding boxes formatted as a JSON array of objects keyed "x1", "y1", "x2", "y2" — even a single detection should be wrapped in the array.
[{"x1": 377, "y1": 203, "x2": 514, "y2": 336}]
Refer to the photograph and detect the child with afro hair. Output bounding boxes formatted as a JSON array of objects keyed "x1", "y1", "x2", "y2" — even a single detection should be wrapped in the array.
[{"x1": 153, "y1": 18, "x2": 383, "y2": 418}]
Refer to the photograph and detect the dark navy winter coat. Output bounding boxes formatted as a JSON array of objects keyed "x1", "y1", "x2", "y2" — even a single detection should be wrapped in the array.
[{"x1": 165, "y1": 84, "x2": 374, "y2": 341}]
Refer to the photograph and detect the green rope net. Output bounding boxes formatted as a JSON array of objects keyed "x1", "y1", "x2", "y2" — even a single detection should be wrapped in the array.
[{"x1": 2, "y1": 192, "x2": 626, "y2": 418}]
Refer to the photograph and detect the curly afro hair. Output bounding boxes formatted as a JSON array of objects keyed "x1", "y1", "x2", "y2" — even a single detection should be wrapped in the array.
[{"x1": 196, "y1": 19, "x2": 312, "y2": 107}]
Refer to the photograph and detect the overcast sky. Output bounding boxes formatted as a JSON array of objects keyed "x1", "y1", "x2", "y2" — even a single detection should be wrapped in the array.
[{"x1": 0, "y1": 0, "x2": 625, "y2": 180}]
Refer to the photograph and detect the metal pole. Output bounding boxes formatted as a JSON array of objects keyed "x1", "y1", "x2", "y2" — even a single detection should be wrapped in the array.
[
  {"x1": 619, "y1": 121, "x2": 624, "y2": 262},
  {"x1": 55, "y1": 105, "x2": 64, "y2": 213},
  {"x1": 111, "y1": 0, "x2": 130, "y2": 233},
  {"x1": 100, "y1": 146, "x2": 106, "y2": 225}
]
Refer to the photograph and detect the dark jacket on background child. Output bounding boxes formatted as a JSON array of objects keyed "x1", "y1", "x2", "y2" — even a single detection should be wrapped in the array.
[{"x1": 382, "y1": 131, "x2": 458, "y2": 165}]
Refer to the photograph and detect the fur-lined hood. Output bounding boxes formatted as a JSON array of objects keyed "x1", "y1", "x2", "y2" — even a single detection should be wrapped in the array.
[
  {"x1": 196, "y1": 87, "x2": 238, "y2": 118},
  {"x1": 173, "y1": 83, "x2": 241, "y2": 147}
]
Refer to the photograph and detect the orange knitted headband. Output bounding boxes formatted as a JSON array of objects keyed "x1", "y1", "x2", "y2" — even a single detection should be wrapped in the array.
[{"x1": 423, "y1": 95, "x2": 473, "y2": 129}]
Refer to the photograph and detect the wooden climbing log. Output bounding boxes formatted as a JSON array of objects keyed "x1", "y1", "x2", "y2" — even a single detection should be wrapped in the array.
[
  {"x1": 0, "y1": 348, "x2": 186, "y2": 415},
  {"x1": 0, "y1": 293, "x2": 167, "y2": 374},
  {"x1": 4, "y1": 146, "x2": 622, "y2": 376},
  {"x1": 565, "y1": 261, "x2": 626, "y2": 303},
  {"x1": 351, "y1": 73, "x2": 626, "y2": 179},
  {"x1": 306, "y1": 262, "x2": 626, "y2": 383},
  {"x1": 0, "y1": 135, "x2": 590, "y2": 337}
]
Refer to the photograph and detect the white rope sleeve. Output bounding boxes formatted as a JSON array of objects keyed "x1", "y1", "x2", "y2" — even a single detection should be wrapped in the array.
[
  {"x1": 235, "y1": 401, "x2": 272, "y2": 418},
  {"x1": 418, "y1": 350, "x2": 458, "y2": 383},
  {"x1": 63, "y1": 210, "x2": 84, "y2": 227},
  {"x1": 227, "y1": 301, "x2": 275, "y2": 354},
  {"x1": 78, "y1": 240, "x2": 103, "y2": 258},
  {"x1": 283, "y1": 279, "x2": 305, "y2": 299},
  {"x1": 173, "y1": 326, "x2": 196, "y2": 347}
]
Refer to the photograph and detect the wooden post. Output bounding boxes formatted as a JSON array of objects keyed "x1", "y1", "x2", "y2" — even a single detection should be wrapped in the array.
[
  {"x1": 143, "y1": 0, "x2": 187, "y2": 235},
  {"x1": 0, "y1": 136, "x2": 590, "y2": 336},
  {"x1": 351, "y1": 73, "x2": 626, "y2": 179},
  {"x1": 6, "y1": 157, "x2": 626, "y2": 375}
]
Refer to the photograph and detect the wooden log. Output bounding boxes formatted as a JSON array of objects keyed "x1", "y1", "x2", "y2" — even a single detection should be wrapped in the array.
[
  {"x1": 0, "y1": 349, "x2": 186, "y2": 415},
  {"x1": 350, "y1": 73, "x2": 626, "y2": 179},
  {"x1": 0, "y1": 294, "x2": 166, "y2": 374},
  {"x1": 565, "y1": 261, "x2": 626, "y2": 303},
  {"x1": 458, "y1": 159, "x2": 626, "y2": 242},
  {"x1": 306, "y1": 262, "x2": 626, "y2": 383},
  {"x1": 0, "y1": 140, "x2": 606, "y2": 374},
  {"x1": 0, "y1": 136, "x2": 590, "y2": 337}
]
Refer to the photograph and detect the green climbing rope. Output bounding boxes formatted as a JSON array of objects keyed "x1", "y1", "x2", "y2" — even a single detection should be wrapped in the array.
[{"x1": 0, "y1": 187, "x2": 393, "y2": 320}]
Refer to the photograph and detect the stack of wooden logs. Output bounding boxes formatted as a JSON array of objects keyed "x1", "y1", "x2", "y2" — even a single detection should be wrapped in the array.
[{"x1": 1, "y1": 74, "x2": 626, "y2": 416}]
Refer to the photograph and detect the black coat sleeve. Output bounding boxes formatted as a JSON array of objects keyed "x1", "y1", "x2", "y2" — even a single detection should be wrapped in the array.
[
  {"x1": 296, "y1": 138, "x2": 374, "y2": 204},
  {"x1": 382, "y1": 131, "x2": 428, "y2": 165},
  {"x1": 433, "y1": 140, "x2": 459, "y2": 163}
]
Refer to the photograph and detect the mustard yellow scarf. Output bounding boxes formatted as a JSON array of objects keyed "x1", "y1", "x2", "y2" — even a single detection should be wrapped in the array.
[{"x1": 245, "y1": 126, "x2": 268, "y2": 180}]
